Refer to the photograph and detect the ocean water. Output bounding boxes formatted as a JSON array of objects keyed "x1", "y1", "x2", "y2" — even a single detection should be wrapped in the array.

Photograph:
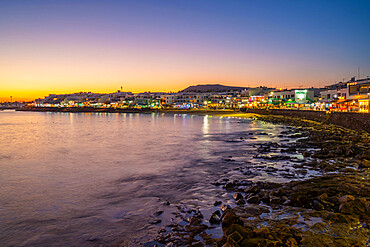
[{"x1": 0, "y1": 110, "x2": 306, "y2": 246}]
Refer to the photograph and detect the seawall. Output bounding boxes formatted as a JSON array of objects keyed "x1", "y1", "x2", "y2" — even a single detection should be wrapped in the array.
[{"x1": 243, "y1": 109, "x2": 370, "y2": 133}]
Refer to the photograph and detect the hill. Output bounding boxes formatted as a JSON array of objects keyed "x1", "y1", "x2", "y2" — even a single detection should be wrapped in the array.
[{"x1": 180, "y1": 84, "x2": 248, "y2": 92}]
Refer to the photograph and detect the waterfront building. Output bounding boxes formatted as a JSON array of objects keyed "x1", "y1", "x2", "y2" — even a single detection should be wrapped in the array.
[
  {"x1": 164, "y1": 93, "x2": 207, "y2": 108},
  {"x1": 270, "y1": 89, "x2": 315, "y2": 109},
  {"x1": 348, "y1": 78, "x2": 370, "y2": 112}
]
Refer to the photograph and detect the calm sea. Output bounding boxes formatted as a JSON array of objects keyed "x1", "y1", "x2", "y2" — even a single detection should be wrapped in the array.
[{"x1": 0, "y1": 110, "x2": 298, "y2": 246}]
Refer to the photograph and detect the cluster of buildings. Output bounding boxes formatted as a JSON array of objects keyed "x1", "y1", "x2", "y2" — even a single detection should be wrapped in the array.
[
  {"x1": 32, "y1": 77, "x2": 370, "y2": 113},
  {"x1": 319, "y1": 77, "x2": 370, "y2": 112}
]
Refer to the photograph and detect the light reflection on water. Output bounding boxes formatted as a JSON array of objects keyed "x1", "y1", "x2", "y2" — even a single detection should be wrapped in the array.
[{"x1": 0, "y1": 110, "x2": 289, "y2": 246}]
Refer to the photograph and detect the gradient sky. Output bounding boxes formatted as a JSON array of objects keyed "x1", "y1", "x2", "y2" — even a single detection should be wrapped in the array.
[{"x1": 1, "y1": 0, "x2": 370, "y2": 101}]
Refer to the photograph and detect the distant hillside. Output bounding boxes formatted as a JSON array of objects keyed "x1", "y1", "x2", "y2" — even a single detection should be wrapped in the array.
[{"x1": 181, "y1": 84, "x2": 248, "y2": 92}]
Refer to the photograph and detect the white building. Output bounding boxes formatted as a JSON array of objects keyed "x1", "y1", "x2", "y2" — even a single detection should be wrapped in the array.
[
  {"x1": 273, "y1": 89, "x2": 314, "y2": 104},
  {"x1": 164, "y1": 93, "x2": 207, "y2": 107}
]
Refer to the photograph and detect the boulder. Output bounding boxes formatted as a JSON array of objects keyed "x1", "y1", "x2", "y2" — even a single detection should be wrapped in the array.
[
  {"x1": 222, "y1": 210, "x2": 243, "y2": 229},
  {"x1": 246, "y1": 195, "x2": 260, "y2": 204},
  {"x1": 214, "y1": 201, "x2": 222, "y2": 206},
  {"x1": 233, "y1": 192, "x2": 243, "y2": 200},
  {"x1": 236, "y1": 198, "x2": 246, "y2": 205},
  {"x1": 209, "y1": 210, "x2": 221, "y2": 224},
  {"x1": 338, "y1": 195, "x2": 355, "y2": 204},
  {"x1": 270, "y1": 196, "x2": 281, "y2": 204},
  {"x1": 221, "y1": 204, "x2": 231, "y2": 212}
]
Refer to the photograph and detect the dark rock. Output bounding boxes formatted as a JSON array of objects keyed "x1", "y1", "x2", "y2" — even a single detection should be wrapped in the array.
[
  {"x1": 254, "y1": 227, "x2": 270, "y2": 238},
  {"x1": 338, "y1": 195, "x2": 355, "y2": 205},
  {"x1": 245, "y1": 185, "x2": 259, "y2": 194},
  {"x1": 209, "y1": 210, "x2": 221, "y2": 224},
  {"x1": 154, "y1": 210, "x2": 164, "y2": 216},
  {"x1": 224, "y1": 182, "x2": 234, "y2": 190},
  {"x1": 227, "y1": 231, "x2": 243, "y2": 244},
  {"x1": 233, "y1": 192, "x2": 243, "y2": 200},
  {"x1": 317, "y1": 193, "x2": 328, "y2": 202},
  {"x1": 359, "y1": 159, "x2": 370, "y2": 169},
  {"x1": 270, "y1": 196, "x2": 281, "y2": 204},
  {"x1": 281, "y1": 196, "x2": 289, "y2": 203},
  {"x1": 222, "y1": 210, "x2": 243, "y2": 229},
  {"x1": 225, "y1": 224, "x2": 253, "y2": 239},
  {"x1": 246, "y1": 195, "x2": 260, "y2": 204},
  {"x1": 313, "y1": 200, "x2": 325, "y2": 211},
  {"x1": 150, "y1": 219, "x2": 162, "y2": 224},
  {"x1": 339, "y1": 198, "x2": 369, "y2": 219},
  {"x1": 214, "y1": 201, "x2": 222, "y2": 206},
  {"x1": 236, "y1": 198, "x2": 246, "y2": 205},
  {"x1": 277, "y1": 188, "x2": 286, "y2": 196},
  {"x1": 221, "y1": 204, "x2": 231, "y2": 212},
  {"x1": 302, "y1": 151, "x2": 311, "y2": 157}
]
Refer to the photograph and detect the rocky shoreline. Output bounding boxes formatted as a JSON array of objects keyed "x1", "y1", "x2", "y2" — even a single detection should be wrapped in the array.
[{"x1": 145, "y1": 115, "x2": 369, "y2": 247}]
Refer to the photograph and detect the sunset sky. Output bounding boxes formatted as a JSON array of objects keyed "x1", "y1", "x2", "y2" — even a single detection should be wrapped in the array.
[{"x1": 1, "y1": 0, "x2": 370, "y2": 101}]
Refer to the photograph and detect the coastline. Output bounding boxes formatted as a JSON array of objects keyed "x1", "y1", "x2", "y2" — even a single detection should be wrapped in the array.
[
  {"x1": 16, "y1": 106, "x2": 240, "y2": 116},
  {"x1": 16, "y1": 106, "x2": 370, "y2": 133},
  {"x1": 149, "y1": 115, "x2": 370, "y2": 246},
  {"x1": 9, "y1": 106, "x2": 370, "y2": 245}
]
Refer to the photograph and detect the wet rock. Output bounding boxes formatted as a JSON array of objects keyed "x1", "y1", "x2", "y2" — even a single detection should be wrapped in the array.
[
  {"x1": 86, "y1": 237, "x2": 99, "y2": 242},
  {"x1": 233, "y1": 192, "x2": 243, "y2": 200},
  {"x1": 244, "y1": 185, "x2": 259, "y2": 194},
  {"x1": 270, "y1": 196, "x2": 281, "y2": 204},
  {"x1": 312, "y1": 200, "x2": 325, "y2": 211},
  {"x1": 246, "y1": 195, "x2": 260, "y2": 204},
  {"x1": 277, "y1": 188, "x2": 286, "y2": 197},
  {"x1": 317, "y1": 193, "x2": 328, "y2": 202},
  {"x1": 254, "y1": 227, "x2": 270, "y2": 238},
  {"x1": 224, "y1": 182, "x2": 234, "y2": 190},
  {"x1": 359, "y1": 159, "x2": 370, "y2": 169},
  {"x1": 150, "y1": 219, "x2": 162, "y2": 224},
  {"x1": 338, "y1": 195, "x2": 355, "y2": 205},
  {"x1": 302, "y1": 151, "x2": 311, "y2": 157},
  {"x1": 339, "y1": 198, "x2": 369, "y2": 220},
  {"x1": 221, "y1": 204, "x2": 231, "y2": 212},
  {"x1": 285, "y1": 237, "x2": 298, "y2": 247},
  {"x1": 281, "y1": 196, "x2": 289, "y2": 203},
  {"x1": 265, "y1": 167, "x2": 278, "y2": 173},
  {"x1": 225, "y1": 224, "x2": 253, "y2": 239},
  {"x1": 240, "y1": 238, "x2": 268, "y2": 246},
  {"x1": 222, "y1": 210, "x2": 243, "y2": 229},
  {"x1": 227, "y1": 231, "x2": 243, "y2": 245},
  {"x1": 209, "y1": 210, "x2": 221, "y2": 224},
  {"x1": 154, "y1": 210, "x2": 164, "y2": 216},
  {"x1": 236, "y1": 198, "x2": 245, "y2": 205},
  {"x1": 212, "y1": 181, "x2": 222, "y2": 186}
]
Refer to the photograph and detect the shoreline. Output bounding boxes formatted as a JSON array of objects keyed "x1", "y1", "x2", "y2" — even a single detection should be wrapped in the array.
[
  {"x1": 15, "y1": 106, "x2": 370, "y2": 133},
  {"x1": 149, "y1": 115, "x2": 370, "y2": 246},
  {"x1": 16, "y1": 106, "x2": 240, "y2": 116},
  {"x1": 7, "y1": 107, "x2": 370, "y2": 245}
]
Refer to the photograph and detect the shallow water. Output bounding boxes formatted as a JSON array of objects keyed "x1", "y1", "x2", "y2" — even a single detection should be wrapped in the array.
[{"x1": 0, "y1": 111, "x2": 313, "y2": 246}]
